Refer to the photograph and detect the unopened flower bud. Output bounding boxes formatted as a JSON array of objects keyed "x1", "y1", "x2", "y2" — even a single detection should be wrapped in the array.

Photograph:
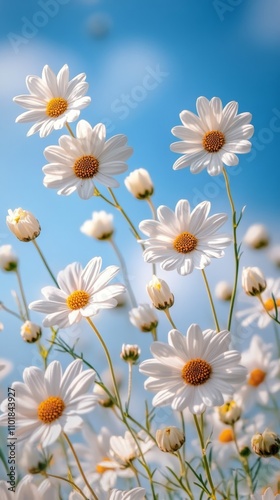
[
  {"x1": 124, "y1": 168, "x2": 154, "y2": 199},
  {"x1": 20, "y1": 320, "x2": 42, "y2": 343},
  {"x1": 251, "y1": 429, "x2": 280, "y2": 458},
  {"x1": 146, "y1": 275, "x2": 174, "y2": 310},
  {"x1": 129, "y1": 304, "x2": 158, "y2": 332},
  {"x1": 239, "y1": 446, "x2": 251, "y2": 458},
  {"x1": 156, "y1": 426, "x2": 185, "y2": 453},
  {"x1": 0, "y1": 245, "x2": 18, "y2": 272},
  {"x1": 217, "y1": 400, "x2": 242, "y2": 425},
  {"x1": 215, "y1": 281, "x2": 232, "y2": 301},
  {"x1": 120, "y1": 344, "x2": 141, "y2": 364},
  {"x1": 6, "y1": 208, "x2": 41, "y2": 242},
  {"x1": 243, "y1": 224, "x2": 269, "y2": 249},
  {"x1": 94, "y1": 369, "x2": 122, "y2": 408},
  {"x1": 80, "y1": 211, "x2": 114, "y2": 240},
  {"x1": 268, "y1": 245, "x2": 280, "y2": 268},
  {"x1": 242, "y1": 267, "x2": 267, "y2": 296}
]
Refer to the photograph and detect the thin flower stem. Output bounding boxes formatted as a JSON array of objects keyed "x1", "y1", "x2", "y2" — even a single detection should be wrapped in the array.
[
  {"x1": 193, "y1": 414, "x2": 216, "y2": 500},
  {"x1": 0, "y1": 303, "x2": 22, "y2": 321},
  {"x1": 63, "y1": 432, "x2": 98, "y2": 500},
  {"x1": 109, "y1": 237, "x2": 137, "y2": 307},
  {"x1": 258, "y1": 295, "x2": 280, "y2": 327},
  {"x1": 272, "y1": 320, "x2": 280, "y2": 357},
  {"x1": 94, "y1": 187, "x2": 117, "y2": 207},
  {"x1": 201, "y1": 269, "x2": 220, "y2": 332},
  {"x1": 32, "y1": 239, "x2": 59, "y2": 287},
  {"x1": 65, "y1": 121, "x2": 75, "y2": 137},
  {"x1": 44, "y1": 327, "x2": 59, "y2": 368},
  {"x1": 15, "y1": 268, "x2": 29, "y2": 321},
  {"x1": 108, "y1": 188, "x2": 142, "y2": 241},
  {"x1": 231, "y1": 424, "x2": 254, "y2": 493},
  {"x1": 164, "y1": 308, "x2": 177, "y2": 329},
  {"x1": 126, "y1": 362, "x2": 133, "y2": 412},
  {"x1": 46, "y1": 472, "x2": 89, "y2": 500},
  {"x1": 146, "y1": 197, "x2": 157, "y2": 219},
  {"x1": 175, "y1": 451, "x2": 194, "y2": 499},
  {"x1": 180, "y1": 411, "x2": 186, "y2": 461},
  {"x1": 223, "y1": 168, "x2": 240, "y2": 332},
  {"x1": 151, "y1": 327, "x2": 158, "y2": 341}
]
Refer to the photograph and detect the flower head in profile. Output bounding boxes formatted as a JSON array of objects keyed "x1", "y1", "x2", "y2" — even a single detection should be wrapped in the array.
[
  {"x1": 13, "y1": 64, "x2": 91, "y2": 137},
  {"x1": 139, "y1": 199, "x2": 231, "y2": 275},
  {"x1": 170, "y1": 96, "x2": 254, "y2": 175},
  {"x1": 0, "y1": 359, "x2": 97, "y2": 447},
  {"x1": 251, "y1": 487, "x2": 280, "y2": 500},
  {"x1": 80, "y1": 211, "x2": 114, "y2": 240},
  {"x1": 139, "y1": 324, "x2": 247, "y2": 414},
  {"x1": 6, "y1": 208, "x2": 41, "y2": 242},
  {"x1": 43, "y1": 120, "x2": 133, "y2": 199},
  {"x1": 0, "y1": 244, "x2": 18, "y2": 272},
  {"x1": 237, "y1": 277, "x2": 280, "y2": 329},
  {"x1": 29, "y1": 257, "x2": 125, "y2": 328}
]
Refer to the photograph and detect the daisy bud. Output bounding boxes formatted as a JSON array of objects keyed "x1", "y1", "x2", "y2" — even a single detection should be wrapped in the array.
[
  {"x1": 215, "y1": 281, "x2": 232, "y2": 301},
  {"x1": 242, "y1": 267, "x2": 267, "y2": 296},
  {"x1": 243, "y1": 223, "x2": 269, "y2": 249},
  {"x1": 6, "y1": 208, "x2": 41, "y2": 242},
  {"x1": 239, "y1": 446, "x2": 251, "y2": 458},
  {"x1": 217, "y1": 400, "x2": 242, "y2": 425},
  {"x1": 129, "y1": 303, "x2": 158, "y2": 332},
  {"x1": 124, "y1": 168, "x2": 154, "y2": 199},
  {"x1": 120, "y1": 344, "x2": 141, "y2": 364},
  {"x1": 20, "y1": 320, "x2": 42, "y2": 343},
  {"x1": 0, "y1": 245, "x2": 18, "y2": 272},
  {"x1": 156, "y1": 426, "x2": 185, "y2": 453},
  {"x1": 251, "y1": 429, "x2": 280, "y2": 458},
  {"x1": 94, "y1": 369, "x2": 123, "y2": 408},
  {"x1": 146, "y1": 275, "x2": 174, "y2": 310},
  {"x1": 80, "y1": 211, "x2": 114, "y2": 240}
]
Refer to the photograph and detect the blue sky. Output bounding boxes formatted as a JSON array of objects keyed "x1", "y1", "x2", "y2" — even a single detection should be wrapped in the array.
[{"x1": 0, "y1": 0, "x2": 280, "y2": 400}]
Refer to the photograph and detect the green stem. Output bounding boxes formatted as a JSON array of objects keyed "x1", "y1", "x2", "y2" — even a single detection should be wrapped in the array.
[
  {"x1": 65, "y1": 122, "x2": 75, "y2": 137},
  {"x1": 108, "y1": 188, "x2": 142, "y2": 241},
  {"x1": 231, "y1": 424, "x2": 253, "y2": 493},
  {"x1": 32, "y1": 239, "x2": 59, "y2": 287},
  {"x1": 94, "y1": 187, "x2": 117, "y2": 207},
  {"x1": 223, "y1": 168, "x2": 240, "y2": 332},
  {"x1": 63, "y1": 432, "x2": 98, "y2": 499},
  {"x1": 46, "y1": 472, "x2": 89, "y2": 500},
  {"x1": 151, "y1": 327, "x2": 158, "y2": 341},
  {"x1": 126, "y1": 362, "x2": 133, "y2": 413},
  {"x1": 0, "y1": 303, "x2": 22, "y2": 321},
  {"x1": 109, "y1": 237, "x2": 137, "y2": 308},
  {"x1": 258, "y1": 295, "x2": 280, "y2": 327},
  {"x1": 175, "y1": 451, "x2": 194, "y2": 499},
  {"x1": 164, "y1": 308, "x2": 177, "y2": 329},
  {"x1": 201, "y1": 269, "x2": 220, "y2": 332},
  {"x1": 146, "y1": 197, "x2": 157, "y2": 219},
  {"x1": 193, "y1": 414, "x2": 216, "y2": 499},
  {"x1": 15, "y1": 268, "x2": 29, "y2": 320}
]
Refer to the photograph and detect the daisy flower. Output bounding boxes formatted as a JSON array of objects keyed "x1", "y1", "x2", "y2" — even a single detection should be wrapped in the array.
[
  {"x1": 0, "y1": 359, "x2": 97, "y2": 447},
  {"x1": 139, "y1": 324, "x2": 247, "y2": 414},
  {"x1": 109, "y1": 488, "x2": 146, "y2": 500},
  {"x1": 43, "y1": 120, "x2": 133, "y2": 199},
  {"x1": 139, "y1": 199, "x2": 231, "y2": 275},
  {"x1": 251, "y1": 487, "x2": 280, "y2": 500},
  {"x1": 170, "y1": 96, "x2": 254, "y2": 176},
  {"x1": 236, "y1": 277, "x2": 280, "y2": 329},
  {"x1": 29, "y1": 256, "x2": 125, "y2": 328},
  {"x1": 235, "y1": 335, "x2": 280, "y2": 412},
  {"x1": 13, "y1": 64, "x2": 91, "y2": 137},
  {"x1": 0, "y1": 475, "x2": 53, "y2": 500}
]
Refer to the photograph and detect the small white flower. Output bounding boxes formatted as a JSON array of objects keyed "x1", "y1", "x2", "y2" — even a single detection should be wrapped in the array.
[
  {"x1": 0, "y1": 359, "x2": 13, "y2": 381},
  {"x1": 217, "y1": 400, "x2": 242, "y2": 425},
  {"x1": 29, "y1": 257, "x2": 125, "y2": 329},
  {"x1": 0, "y1": 245, "x2": 18, "y2": 272},
  {"x1": 43, "y1": 120, "x2": 133, "y2": 199},
  {"x1": 0, "y1": 359, "x2": 97, "y2": 447},
  {"x1": 170, "y1": 96, "x2": 254, "y2": 176},
  {"x1": 80, "y1": 211, "x2": 114, "y2": 240},
  {"x1": 215, "y1": 280, "x2": 232, "y2": 301},
  {"x1": 120, "y1": 344, "x2": 141, "y2": 363},
  {"x1": 124, "y1": 168, "x2": 154, "y2": 199},
  {"x1": 243, "y1": 223, "x2": 269, "y2": 249},
  {"x1": 242, "y1": 267, "x2": 267, "y2": 296},
  {"x1": 107, "y1": 430, "x2": 154, "y2": 467},
  {"x1": 237, "y1": 277, "x2": 280, "y2": 329},
  {"x1": 251, "y1": 487, "x2": 280, "y2": 500},
  {"x1": 109, "y1": 487, "x2": 146, "y2": 500},
  {"x1": 139, "y1": 324, "x2": 247, "y2": 414},
  {"x1": 13, "y1": 64, "x2": 91, "y2": 137},
  {"x1": 156, "y1": 426, "x2": 185, "y2": 452},
  {"x1": 251, "y1": 428, "x2": 280, "y2": 458},
  {"x1": 0, "y1": 475, "x2": 52, "y2": 500},
  {"x1": 139, "y1": 199, "x2": 231, "y2": 276},
  {"x1": 146, "y1": 275, "x2": 174, "y2": 310},
  {"x1": 6, "y1": 208, "x2": 41, "y2": 242},
  {"x1": 129, "y1": 303, "x2": 158, "y2": 332},
  {"x1": 20, "y1": 320, "x2": 42, "y2": 343}
]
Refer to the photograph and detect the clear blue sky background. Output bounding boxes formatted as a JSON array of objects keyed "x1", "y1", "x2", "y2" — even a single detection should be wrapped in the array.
[{"x1": 0, "y1": 0, "x2": 280, "y2": 410}]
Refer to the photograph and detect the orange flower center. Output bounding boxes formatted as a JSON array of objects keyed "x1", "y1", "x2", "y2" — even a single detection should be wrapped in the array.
[
  {"x1": 218, "y1": 428, "x2": 234, "y2": 443},
  {"x1": 46, "y1": 97, "x2": 68, "y2": 118},
  {"x1": 96, "y1": 457, "x2": 115, "y2": 474},
  {"x1": 173, "y1": 232, "x2": 198, "y2": 254},
  {"x1": 203, "y1": 130, "x2": 225, "y2": 153},
  {"x1": 37, "y1": 396, "x2": 65, "y2": 424},
  {"x1": 66, "y1": 290, "x2": 90, "y2": 310},
  {"x1": 73, "y1": 155, "x2": 99, "y2": 179},
  {"x1": 181, "y1": 358, "x2": 212, "y2": 385},
  {"x1": 263, "y1": 297, "x2": 280, "y2": 312},
  {"x1": 248, "y1": 368, "x2": 266, "y2": 387}
]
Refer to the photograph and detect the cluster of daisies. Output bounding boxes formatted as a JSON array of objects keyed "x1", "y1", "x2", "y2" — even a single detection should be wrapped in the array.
[{"x1": 0, "y1": 64, "x2": 279, "y2": 499}]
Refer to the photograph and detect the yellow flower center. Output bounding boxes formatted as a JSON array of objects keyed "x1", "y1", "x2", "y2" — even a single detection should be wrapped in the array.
[
  {"x1": 181, "y1": 358, "x2": 212, "y2": 385},
  {"x1": 173, "y1": 232, "x2": 198, "y2": 254},
  {"x1": 203, "y1": 130, "x2": 225, "y2": 153},
  {"x1": 248, "y1": 368, "x2": 266, "y2": 387},
  {"x1": 66, "y1": 290, "x2": 90, "y2": 310},
  {"x1": 46, "y1": 97, "x2": 68, "y2": 118},
  {"x1": 73, "y1": 155, "x2": 99, "y2": 179},
  {"x1": 263, "y1": 297, "x2": 280, "y2": 312},
  {"x1": 37, "y1": 396, "x2": 65, "y2": 424},
  {"x1": 218, "y1": 428, "x2": 234, "y2": 443},
  {"x1": 96, "y1": 457, "x2": 115, "y2": 474}
]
